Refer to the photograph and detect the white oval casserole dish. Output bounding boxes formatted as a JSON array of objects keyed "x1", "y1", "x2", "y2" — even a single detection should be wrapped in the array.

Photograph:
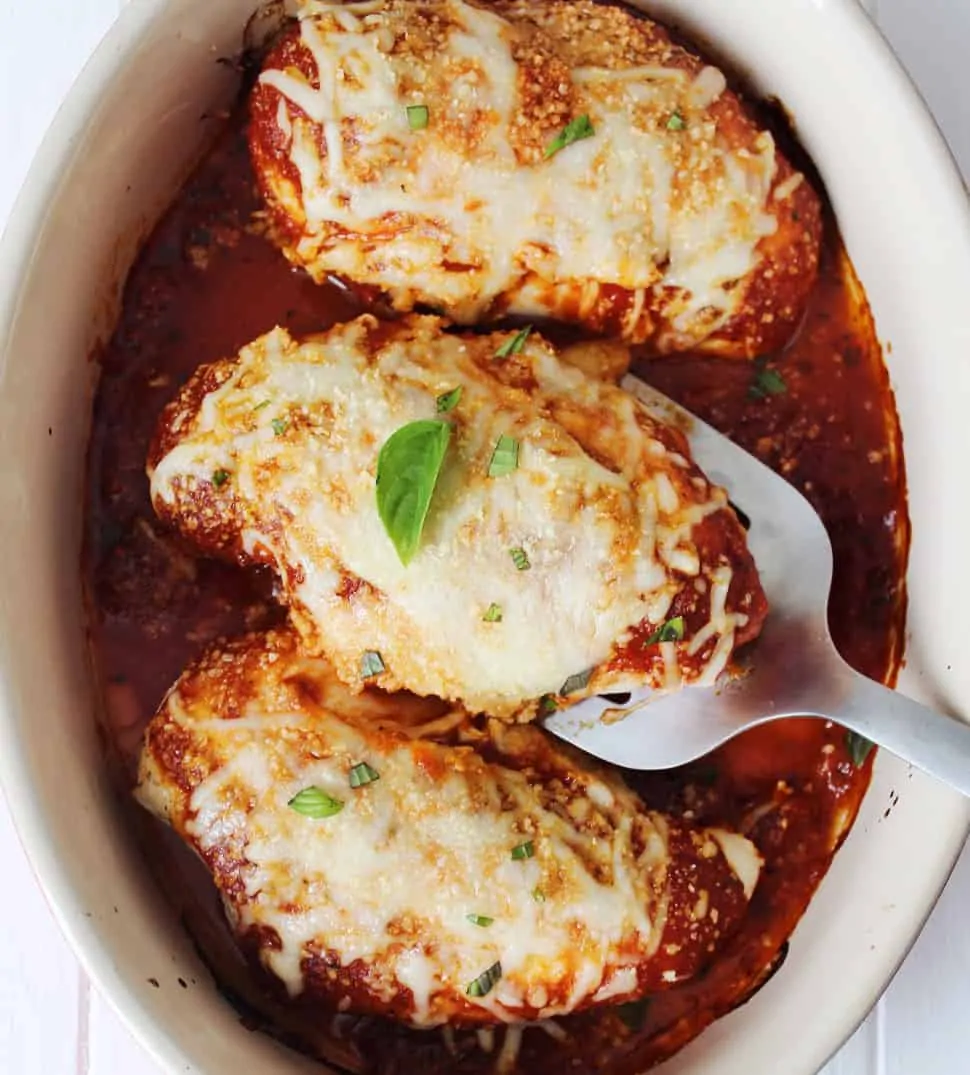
[{"x1": 0, "y1": 1, "x2": 969, "y2": 1073}]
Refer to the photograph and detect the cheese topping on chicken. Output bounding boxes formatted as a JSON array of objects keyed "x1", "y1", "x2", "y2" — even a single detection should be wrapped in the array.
[
  {"x1": 135, "y1": 629, "x2": 763, "y2": 1026},
  {"x1": 248, "y1": 0, "x2": 821, "y2": 354},
  {"x1": 148, "y1": 315, "x2": 765, "y2": 718}
]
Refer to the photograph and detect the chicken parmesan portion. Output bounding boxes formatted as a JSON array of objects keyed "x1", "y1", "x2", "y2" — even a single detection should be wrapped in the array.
[
  {"x1": 135, "y1": 628, "x2": 763, "y2": 1027},
  {"x1": 148, "y1": 315, "x2": 766, "y2": 719},
  {"x1": 248, "y1": 0, "x2": 821, "y2": 356}
]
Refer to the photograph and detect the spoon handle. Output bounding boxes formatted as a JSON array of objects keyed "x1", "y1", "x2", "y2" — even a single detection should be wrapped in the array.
[{"x1": 833, "y1": 671, "x2": 970, "y2": 797}]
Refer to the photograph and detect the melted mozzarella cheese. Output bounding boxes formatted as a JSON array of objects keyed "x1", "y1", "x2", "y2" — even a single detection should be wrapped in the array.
[
  {"x1": 135, "y1": 631, "x2": 763, "y2": 1026},
  {"x1": 149, "y1": 316, "x2": 756, "y2": 718},
  {"x1": 252, "y1": 0, "x2": 784, "y2": 344}
]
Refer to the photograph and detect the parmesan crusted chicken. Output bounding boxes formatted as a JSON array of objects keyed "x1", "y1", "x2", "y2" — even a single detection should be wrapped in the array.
[
  {"x1": 148, "y1": 315, "x2": 766, "y2": 719},
  {"x1": 248, "y1": 0, "x2": 821, "y2": 355},
  {"x1": 135, "y1": 628, "x2": 763, "y2": 1027}
]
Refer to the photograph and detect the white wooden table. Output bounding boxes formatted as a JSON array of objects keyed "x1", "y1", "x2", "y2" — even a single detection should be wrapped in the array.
[{"x1": 1, "y1": 1, "x2": 968, "y2": 1072}]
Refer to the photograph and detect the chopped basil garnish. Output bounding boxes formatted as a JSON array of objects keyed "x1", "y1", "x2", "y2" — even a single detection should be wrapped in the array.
[
  {"x1": 495, "y1": 325, "x2": 532, "y2": 359},
  {"x1": 376, "y1": 420, "x2": 452, "y2": 565},
  {"x1": 749, "y1": 361, "x2": 787, "y2": 400},
  {"x1": 360, "y1": 650, "x2": 386, "y2": 679},
  {"x1": 532, "y1": 887, "x2": 546, "y2": 903},
  {"x1": 538, "y1": 694, "x2": 558, "y2": 716},
  {"x1": 511, "y1": 840, "x2": 534, "y2": 861},
  {"x1": 488, "y1": 435, "x2": 519, "y2": 477},
  {"x1": 646, "y1": 616, "x2": 686, "y2": 645},
  {"x1": 544, "y1": 114, "x2": 595, "y2": 158},
  {"x1": 406, "y1": 104, "x2": 429, "y2": 130},
  {"x1": 560, "y1": 668, "x2": 593, "y2": 696},
  {"x1": 254, "y1": 400, "x2": 271, "y2": 411},
  {"x1": 436, "y1": 386, "x2": 462, "y2": 413},
  {"x1": 846, "y1": 730, "x2": 875, "y2": 767},
  {"x1": 483, "y1": 603, "x2": 503, "y2": 623},
  {"x1": 349, "y1": 761, "x2": 380, "y2": 788},
  {"x1": 509, "y1": 547, "x2": 531, "y2": 572},
  {"x1": 466, "y1": 913, "x2": 494, "y2": 928},
  {"x1": 212, "y1": 468, "x2": 230, "y2": 488},
  {"x1": 616, "y1": 997, "x2": 650, "y2": 1032},
  {"x1": 666, "y1": 111, "x2": 686, "y2": 131},
  {"x1": 466, "y1": 961, "x2": 502, "y2": 998},
  {"x1": 288, "y1": 786, "x2": 344, "y2": 818},
  {"x1": 271, "y1": 417, "x2": 288, "y2": 436}
]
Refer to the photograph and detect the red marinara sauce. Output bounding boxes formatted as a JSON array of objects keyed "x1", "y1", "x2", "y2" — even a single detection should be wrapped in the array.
[{"x1": 84, "y1": 107, "x2": 908, "y2": 1075}]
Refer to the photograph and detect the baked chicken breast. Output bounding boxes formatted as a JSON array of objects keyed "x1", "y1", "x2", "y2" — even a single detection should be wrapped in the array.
[
  {"x1": 135, "y1": 628, "x2": 763, "y2": 1027},
  {"x1": 148, "y1": 315, "x2": 766, "y2": 719},
  {"x1": 249, "y1": 0, "x2": 821, "y2": 355}
]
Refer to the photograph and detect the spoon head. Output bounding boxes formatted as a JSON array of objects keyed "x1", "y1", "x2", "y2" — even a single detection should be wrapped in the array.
[{"x1": 542, "y1": 374, "x2": 836, "y2": 770}]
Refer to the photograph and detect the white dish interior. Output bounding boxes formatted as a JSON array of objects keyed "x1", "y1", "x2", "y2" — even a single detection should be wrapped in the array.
[{"x1": 0, "y1": 1, "x2": 968, "y2": 1073}]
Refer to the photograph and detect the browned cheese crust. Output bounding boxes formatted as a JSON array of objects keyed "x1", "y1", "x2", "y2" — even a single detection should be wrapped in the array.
[
  {"x1": 249, "y1": 0, "x2": 822, "y2": 356},
  {"x1": 147, "y1": 315, "x2": 767, "y2": 719},
  {"x1": 136, "y1": 627, "x2": 763, "y2": 1027}
]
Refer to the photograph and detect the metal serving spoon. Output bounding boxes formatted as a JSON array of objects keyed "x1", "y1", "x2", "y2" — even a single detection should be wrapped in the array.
[{"x1": 543, "y1": 375, "x2": 970, "y2": 796}]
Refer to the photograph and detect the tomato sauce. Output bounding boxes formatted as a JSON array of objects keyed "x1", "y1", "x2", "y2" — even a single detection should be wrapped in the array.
[{"x1": 83, "y1": 98, "x2": 907, "y2": 1074}]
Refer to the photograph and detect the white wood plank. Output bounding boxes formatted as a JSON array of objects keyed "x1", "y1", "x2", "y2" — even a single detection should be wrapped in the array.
[
  {"x1": 880, "y1": 848, "x2": 970, "y2": 1075},
  {"x1": 0, "y1": 1, "x2": 120, "y2": 229},
  {"x1": 0, "y1": 3, "x2": 131, "y2": 1071},
  {"x1": 89, "y1": 991, "x2": 165, "y2": 1075},
  {"x1": 0, "y1": 787, "x2": 83, "y2": 1075}
]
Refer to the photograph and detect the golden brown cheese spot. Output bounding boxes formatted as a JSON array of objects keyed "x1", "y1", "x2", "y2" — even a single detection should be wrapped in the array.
[
  {"x1": 148, "y1": 315, "x2": 765, "y2": 718},
  {"x1": 248, "y1": 0, "x2": 822, "y2": 354},
  {"x1": 135, "y1": 628, "x2": 763, "y2": 1026}
]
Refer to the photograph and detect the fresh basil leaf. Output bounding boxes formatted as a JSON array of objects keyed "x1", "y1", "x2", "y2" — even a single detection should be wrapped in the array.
[
  {"x1": 466, "y1": 914, "x2": 494, "y2": 928},
  {"x1": 666, "y1": 111, "x2": 686, "y2": 131},
  {"x1": 749, "y1": 362, "x2": 787, "y2": 400},
  {"x1": 406, "y1": 104, "x2": 429, "y2": 130},
  {"x1": 509, "y1": 547, "x2": 531, "y2": 571},
  {"x1": 466, "y1": 961, "x2": 502, "y2": 997},
  {"x1": 349, "y1": 761, "x2": 380, "y2": 788},
  {"x1": 488, "y1": 434, "x2": 519, "y2": 477},
  {"x1": 538, "y1": 694, "x2": 558, "y2": 716},
  {"x1": 483, "y1": 603, "x2": 503, "y2": 623},
  {"x1": 360, "y1": 650, "x2": 385, "y2": 679},
  {"x1": 212, "y1": 468, "x2": 230, "y2": 488},
  {"x1": 254, "y1": 399, "x2": 271, "y2": 411},
  {"x1": 560, "y1": 668, "x2": 593, "y2": 696},
  {"x1": 544, "y1": 114, "x2": 595, "y2": 158},
  {"x1": 436, "y1": 386, "x2": 462, "y2": 413},
  {"x1": 645, "y1": 616, "x2": 686, "y2": 644},
  {"x1": 495, "y1": 325, "x2": 532, "y2": 359},
  {"x1": 846, "y1": 730, "x2": 875, "y2": 767},
  {"x1": 376, "y1": 420, "x2": 452, "y2": 565},
  {"x1": 271, "y1": 417, "x2": 288, "y2": 436},
  {"x1": 288, "y1": 786, "x2": 344, "y2": 818},
  {"x1": 511, "y1": 840, "x2": 534, "y2": 861},
  {"x1": 532, "y1": 886, "x2": 546, "y2": 903}
]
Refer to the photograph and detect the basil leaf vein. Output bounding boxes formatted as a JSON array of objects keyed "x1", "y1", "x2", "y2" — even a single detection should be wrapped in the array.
[
  {"x1": 349, "y1": 761, "x2": 380, "y2": 788},
  {"x1": 288, "y1": 786, "x2": 344, "y2": 819},
  {"x1": 466, "y1": 961, "x2": 502, "y2": 997},
  {"x1": 488, "y1": 434, "x2": 519, "y2": 477}
]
